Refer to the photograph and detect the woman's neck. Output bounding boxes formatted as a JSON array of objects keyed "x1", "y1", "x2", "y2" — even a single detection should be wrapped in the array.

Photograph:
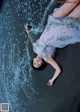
[{"x1": 37, "y1": 54, "x2": 42, "y2": 59}]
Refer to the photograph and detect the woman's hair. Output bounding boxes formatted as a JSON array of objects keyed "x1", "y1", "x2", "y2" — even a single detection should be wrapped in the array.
[{"x1": 31, "y1": 59, "x2": 47, "y2": 71}]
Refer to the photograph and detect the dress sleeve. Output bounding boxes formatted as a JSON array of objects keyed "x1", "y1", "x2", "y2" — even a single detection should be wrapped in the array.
[
  {"x1": 43, "y1": 45, "x2": 56, "y2": 56},
  {"x1": 33, "y1": 40, "x2": 56, "y2": 62},
  {"x1": 33, "y1": 40, "x2": 45, "y2": 55},
  {"x1": 42, "y1": 45, "x2": 56, "y2": 62}
]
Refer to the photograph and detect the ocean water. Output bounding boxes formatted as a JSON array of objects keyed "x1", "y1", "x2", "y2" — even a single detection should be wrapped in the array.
[{"x1": 0, "y1": 0, "x2": 56, "y2": 112}]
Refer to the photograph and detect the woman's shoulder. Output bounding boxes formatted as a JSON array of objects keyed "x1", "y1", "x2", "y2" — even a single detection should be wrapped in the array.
[
  {"x1": 33, "y1": 39, "x2": 45, "y2": 55},
  {"x1": 46, "y1": 55, "x2": 53, "y2": 63}
]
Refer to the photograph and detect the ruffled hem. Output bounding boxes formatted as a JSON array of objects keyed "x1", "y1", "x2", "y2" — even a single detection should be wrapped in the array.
[{"x1": 48, "y1": 14, "x2": 80, "y2": 25}]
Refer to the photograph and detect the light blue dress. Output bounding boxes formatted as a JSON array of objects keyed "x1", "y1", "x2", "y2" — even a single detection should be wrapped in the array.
[{"x1": 33, "y1": 15, "x2": 80, "y2": 62}]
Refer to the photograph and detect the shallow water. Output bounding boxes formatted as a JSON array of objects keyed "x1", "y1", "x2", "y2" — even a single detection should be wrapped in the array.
[{"x1": 0, "y1": 0, "x2": 56, "y2": 111}]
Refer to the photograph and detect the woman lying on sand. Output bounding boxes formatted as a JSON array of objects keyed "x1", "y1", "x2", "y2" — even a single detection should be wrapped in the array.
[{"x1": 25, "y1": 2, "x2": 80, "y2": 86}]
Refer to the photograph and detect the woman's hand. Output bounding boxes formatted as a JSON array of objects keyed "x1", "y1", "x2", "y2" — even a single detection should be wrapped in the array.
[{"x1": 47, "y1": 79, "x2": 54, "y2": 86}]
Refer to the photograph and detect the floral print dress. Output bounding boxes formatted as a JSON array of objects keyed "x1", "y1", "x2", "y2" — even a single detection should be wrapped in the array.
[{"x1": 33, "y1": 15, "x2": 80, "y2": 62}]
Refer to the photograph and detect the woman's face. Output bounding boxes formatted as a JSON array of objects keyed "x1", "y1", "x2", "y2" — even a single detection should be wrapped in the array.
[{"x1": 33, "y1": 57, "x2": 43, "y2": 68}]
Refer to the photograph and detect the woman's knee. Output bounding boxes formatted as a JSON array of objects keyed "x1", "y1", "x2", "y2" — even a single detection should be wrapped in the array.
[
  {"x1": 68, "y1": 3, "x2": 80, "y2": 17},
  {"x1": 52, "y1": 2, "x2": 79, "y2": 18}
]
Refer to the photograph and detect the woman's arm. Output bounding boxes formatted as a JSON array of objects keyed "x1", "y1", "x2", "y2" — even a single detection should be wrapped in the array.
[
  {"x1": 53, "y1": 2, "x2": 79, "y2": 18},
  {"x1": 46, "y1": 55, "x2": 61, "y2": 86},
  {"x1": 25, "y1": 24, "x2": 35, "y2": 44}
]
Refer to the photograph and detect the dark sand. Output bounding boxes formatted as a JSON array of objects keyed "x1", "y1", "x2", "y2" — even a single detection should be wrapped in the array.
[{"x1": 28, "y1": 38, "x2": 80, "y2": 112}]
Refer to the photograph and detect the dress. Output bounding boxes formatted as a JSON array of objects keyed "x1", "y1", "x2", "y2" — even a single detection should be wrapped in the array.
[{"x1": 33, "y1": 14, "x2": 80, "y2": 62}]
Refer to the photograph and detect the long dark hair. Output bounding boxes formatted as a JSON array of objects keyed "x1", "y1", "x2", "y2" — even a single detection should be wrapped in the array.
[{"x1": 31, "y1": 58, "x2": 47, "y2": 71}]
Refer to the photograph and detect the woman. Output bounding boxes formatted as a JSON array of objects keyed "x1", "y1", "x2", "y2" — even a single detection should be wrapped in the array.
[{"x1": 25, "y1": 2, "x2": 80, "y2": 86}]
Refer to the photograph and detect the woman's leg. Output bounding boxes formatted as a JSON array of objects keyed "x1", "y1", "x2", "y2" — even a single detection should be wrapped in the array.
[
  {"x1": 68, "y1": 3, "x2": 80, "y2": 18},
  {"x1": 52, "y1": 2, "x2": 79, "y2": 18}
]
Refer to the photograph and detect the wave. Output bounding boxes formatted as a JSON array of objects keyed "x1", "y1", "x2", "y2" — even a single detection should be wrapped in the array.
[{"x1": 0, "y1": 0, "x2": 56, "y2": 111}]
